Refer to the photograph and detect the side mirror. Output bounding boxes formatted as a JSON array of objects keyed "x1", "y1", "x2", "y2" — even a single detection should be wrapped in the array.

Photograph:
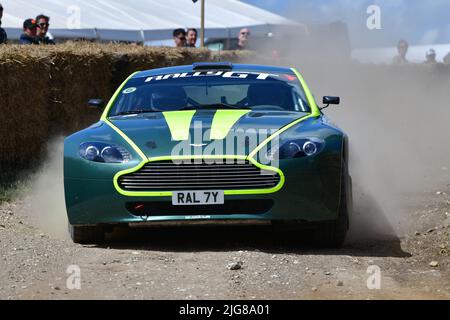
[
  {"x1": 320, "y1": 96, "x2": 340, "y2": 111},
  {"x1": 323, "y1": 96, "x2": 340, "y2": 105},
  {"x1": 88, "y1": 99, "x2": 105, "y2": 110}
]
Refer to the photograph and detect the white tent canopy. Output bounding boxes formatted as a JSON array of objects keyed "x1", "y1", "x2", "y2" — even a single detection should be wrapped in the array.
[{"x1": 1, "y1": 0, "x2": 298, "y2": 42}]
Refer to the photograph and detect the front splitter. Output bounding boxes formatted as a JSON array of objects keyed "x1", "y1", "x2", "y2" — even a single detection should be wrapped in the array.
[{"x1": 129, "y1": 219, "x2": 272, "y2": 228}]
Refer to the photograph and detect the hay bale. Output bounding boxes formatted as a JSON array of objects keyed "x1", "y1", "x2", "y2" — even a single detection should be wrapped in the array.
[
  {"x1": 46, "y1": 44, "x2": 114, "y2": 133},
  {"x1": 0, "y1": 48, "x2": 51, "y2": 167},
  {"x1": 0, "y1": 43, "x2": 251, "y2": 170}
]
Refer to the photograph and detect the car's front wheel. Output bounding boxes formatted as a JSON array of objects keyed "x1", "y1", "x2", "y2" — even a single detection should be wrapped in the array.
[{"x1": 68, "y1": 223, "x2": 105, "y2": 244}]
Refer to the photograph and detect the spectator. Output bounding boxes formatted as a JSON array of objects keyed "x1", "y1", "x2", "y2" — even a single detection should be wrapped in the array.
[
  {"x1": 186, "y1": 28, "x2": 197, "y2": 48},
  {"x1": 0, "y1": 3, "x2": 7, "y2": 44},
  {"x1": 173, "y1": 28, "x2": 186, "y2": 48},
  {"x1": 444, "y1": 52, "x2": 450, "y2": 65},
  {"x1": 20, "y1": 19, "x2": 39, "y2": 45},
  {"x1": 424, "y1": 49, "x2": 437, "y2": 64},
  {"x1": 392, "y1": 40, "x2": 409, "y2": 64},
  {"x1": 231, "y1": 28, "x2": 251, "y2": 50},
  {"x1": 35, "y1": 14, "x2": 55, "y2": 45}
]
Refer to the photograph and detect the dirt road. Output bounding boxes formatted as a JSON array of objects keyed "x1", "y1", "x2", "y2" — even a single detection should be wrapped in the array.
[{"x1": 1, "y1": 189, "x2": 449, "y2": 300}]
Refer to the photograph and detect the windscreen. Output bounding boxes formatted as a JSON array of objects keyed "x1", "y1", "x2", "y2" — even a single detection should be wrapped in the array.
[{"x1": 108, "y1": 71, "x2": 311, "y2": 116}]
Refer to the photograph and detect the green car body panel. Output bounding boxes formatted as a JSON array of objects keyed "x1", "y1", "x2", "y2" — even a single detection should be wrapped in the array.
[{"x1": 64, "y1": 64, "x2": 347, "y2": 227}]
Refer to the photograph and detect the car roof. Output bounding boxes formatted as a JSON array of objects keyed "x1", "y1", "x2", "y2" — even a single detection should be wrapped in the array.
[{"x1": 133, "y1": 63, "x2": 296, "y2": 79}]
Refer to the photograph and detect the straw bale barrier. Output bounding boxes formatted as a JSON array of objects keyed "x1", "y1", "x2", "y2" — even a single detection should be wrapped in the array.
[{"x1": 0, "y1": 43, "x2": 253, "y2": 169}]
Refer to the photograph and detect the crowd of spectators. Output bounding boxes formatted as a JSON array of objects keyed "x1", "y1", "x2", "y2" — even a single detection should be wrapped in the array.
[
  {"x1": 172, "y1": 28, "x2": 201, "y2": 48},
  {"x1": 2, "y1": 2, "x2": 450, "y2": 65},
  {"x1": 0, "y1": 3, "x2": 55, "y2": 45},
  {"x1": 171, "y1": 27, "x2": 250, "y2": 50},
  {"x1": 1, "y1": 4, "x2": 250, "y2": 50},
  {"x1": 393, "y1": 39, "x2": 450, "y2": 65}
]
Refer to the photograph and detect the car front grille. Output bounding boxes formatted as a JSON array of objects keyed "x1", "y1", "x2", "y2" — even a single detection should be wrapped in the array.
[{"x1": 118, "y1": 159, "x2": 281, "y2": 192}]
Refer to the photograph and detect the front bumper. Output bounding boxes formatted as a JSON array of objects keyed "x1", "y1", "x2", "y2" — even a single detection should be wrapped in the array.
[{"x1": 65, "y1": 155, "x2": 342, "y2": 226}]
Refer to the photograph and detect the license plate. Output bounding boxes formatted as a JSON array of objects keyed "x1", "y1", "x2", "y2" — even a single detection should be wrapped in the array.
[{"x1": 172, "y1": 191, "x2": 224, "y2": 206}]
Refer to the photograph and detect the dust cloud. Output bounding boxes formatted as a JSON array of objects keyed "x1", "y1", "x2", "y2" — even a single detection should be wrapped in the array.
[
  {"x1": 323, "y1": 64, "x2": 450, "y2": 240},
  {"x1": 285, "y1": 54, "x2": 450, "y2": 241},
  {"x1": 251, "y1": 9, "x2": 450, "y2": 240},
  {"x1": 18, "y1": 136, "x2": 68, "y2": 239}
]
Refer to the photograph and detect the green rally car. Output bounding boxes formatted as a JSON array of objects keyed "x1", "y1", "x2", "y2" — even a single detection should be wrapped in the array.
[{"x1": 64, "y1": 62, "x2": 351, "y2": 247}]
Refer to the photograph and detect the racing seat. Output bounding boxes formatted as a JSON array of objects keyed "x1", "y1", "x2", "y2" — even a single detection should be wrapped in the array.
[{"x1": 151, "y1": 86, "x2": 188, "y2": 111}]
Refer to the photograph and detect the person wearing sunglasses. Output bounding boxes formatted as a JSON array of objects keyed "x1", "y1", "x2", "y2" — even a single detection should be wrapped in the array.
[
  {"x1": 19, "y1": 19, "x2": 40, "y2": 45},
  {"x1": 173, "y1": 28, "x2": 187, "y2": 48},
  {"x1": 231, "y1": 28, "x2": 251, "y2": 50},
  {"x1": 0, "y1": 3, "x2": 8, "y2": 44},
  {"x1": 36, "y1": 14, "x2": 55, "y2": 45}
]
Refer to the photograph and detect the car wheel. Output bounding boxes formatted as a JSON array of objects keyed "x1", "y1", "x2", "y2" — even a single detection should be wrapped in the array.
[
  {"x1": 68, "y1": 223, "x2": 105, "y2": 244},
  {"x1": 314, "y1": 159, "x2": 351, "y2": 248}
]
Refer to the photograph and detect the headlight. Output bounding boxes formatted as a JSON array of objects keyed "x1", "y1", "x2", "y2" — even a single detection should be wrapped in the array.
[
  {"x1": 265, "y1": 137, "x2": 325, "y2": 161},
  {"x1": 302, "y1": 141, "x2": 318, "y2": 156},
  {"x1": 79, "y1": 142, "x2": 132, "y2": 163}
]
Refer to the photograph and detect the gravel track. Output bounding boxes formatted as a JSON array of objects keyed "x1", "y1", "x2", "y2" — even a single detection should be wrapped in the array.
[{"x1": 1, "y1": 190, "x2": 449, "y2": 300}]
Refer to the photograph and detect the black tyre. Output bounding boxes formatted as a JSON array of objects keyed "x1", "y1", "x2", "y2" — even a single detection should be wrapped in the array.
[
  {"x1": 314, "y1": 159, "x2": 351, "y2": 248},
  {"x1": 69, "y1": 223, "x2": 105, "y2": 244}
]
